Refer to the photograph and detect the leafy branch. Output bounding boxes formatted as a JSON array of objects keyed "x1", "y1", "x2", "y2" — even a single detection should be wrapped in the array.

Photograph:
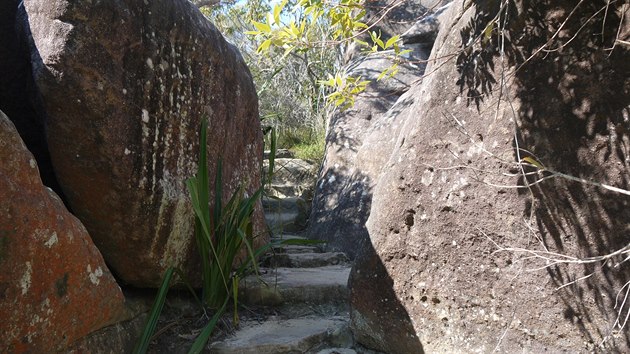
[{"x1": 245, "y1": 0, "x2": 410, "y2": 109}]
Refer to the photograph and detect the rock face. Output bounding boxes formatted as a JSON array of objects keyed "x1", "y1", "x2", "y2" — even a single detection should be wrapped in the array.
[
  {"x1": 308, "y1": 2, "x2": 446, "y2": 259},
  {"x1": 343, "y1": 0, "x2": 448, "y2": 62},
  {"x1": 0, "y1": 110, "x2": 127, "y2": 352},
  {"x1": 24, "y1": 0, "x2": 264, "y2": 286},
  {"x1": 350, "y1": 1, "x2": 630, "y2": 353},
  {"x1": 0, "y1": 0, "x2": 62, "y2": 195}
]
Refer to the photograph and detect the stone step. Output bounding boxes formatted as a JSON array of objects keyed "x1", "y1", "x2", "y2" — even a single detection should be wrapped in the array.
[
  {"x1": 262, "y1": 196, "x2": 305, "y2": 210},
  {"x1": 270, "y1": 234, "x2": 324, "y2": 254},
  {"x1": 270, "y1": 233, "x2": 310, "y2": 241},
  {"x1": 241, "y1": 266, "x2": 350, "y2": 307},
  {"x1": 264, "y1": 184, "x2": 307, "y2": 199},
  {"x1": 272, "y1": 244, "x2": 323, "y2": 254},
  {"x1": 265, "y1": 210, "x2": 307, "y2": 234},
  {"x1": 263, "y1": 252, "x2": 348, "y2": 268},
  {"x1": 208, "y1": 316, "x2": 353, "y2": 354}
]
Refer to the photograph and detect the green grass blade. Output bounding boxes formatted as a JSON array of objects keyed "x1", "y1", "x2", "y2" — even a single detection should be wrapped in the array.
[
  {"x1": 235, "y1": 228, "x2": 259, "y2": 274},
  {"x1": 187, "y1": 179, "x2": 213, "y2": 246},
  {"x1": 267, "y1": 127, "x2": 277, "y2": 187},
  {"x1": 232, "y1": 275, "x2": 240, "y2": 327},
  {"x1": 187, "y1": 298, "x2": 229, "y2": 354},
  {"x1": 187, "y1": 124, "x2": 232, "y2": 307},
  {"x1": 197, "y1": 118, "x2": 209, "y2": 213},
  {"x1": 214, "y1": 159, "x2": 223, "y2": 230},
  {"x1": 133, "y1": 266, "x2": 176, "y2": 354},
  {"x1": 173, "y1": 267, "x2": 204, "y2": 312},
  {"x1": 205, "y1": 238, "x2": 230, "y2": 307}
]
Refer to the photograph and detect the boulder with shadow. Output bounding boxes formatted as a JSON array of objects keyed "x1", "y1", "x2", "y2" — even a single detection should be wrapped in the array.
[{"x1": 351, "y1": 0, "x2": 630, "y2": 352}]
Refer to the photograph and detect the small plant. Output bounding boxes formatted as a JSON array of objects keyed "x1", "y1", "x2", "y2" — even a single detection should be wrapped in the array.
[{"x1": 186, "y1": 120, "x2": 263, "y2": 310}]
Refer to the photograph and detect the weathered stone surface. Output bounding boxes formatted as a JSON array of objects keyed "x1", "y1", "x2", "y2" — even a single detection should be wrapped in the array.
[
  {"x1": 242, "y1": 266, "x2": 351, "y2": 306},
  {"x1": 264, "y1": 157, "x2": 319, "y2": 199},
  {"x1": 401, "y1": 2, "x2": 451, "y2": 45},
  {"x1": 351, "y1": 1, "x2": 630, "y2": 352},
  {"x1": 317, "y1": 349, "x2": 357, "y2": 354},
  {"x1": 65, "y1": 313, "x2": 149, "y2": 354},
  {"x1": 24, "y1": 0, "x2": 264, "y2": 286},
  {"x1": 209, "y1": 317, "x2": 352, "y2": 354},
  {"x1": 308, "y1": 2, "x2": 442, "y2": 259},
  {"x1": 272, "y1": 244, "x2": 321, "y2": 254},
  {"x1": 0, "y1": 110, "x2": 127, "y2": 352},
  {"x1": 263, "y1": 251, "x2": 348, "y2": 268}
]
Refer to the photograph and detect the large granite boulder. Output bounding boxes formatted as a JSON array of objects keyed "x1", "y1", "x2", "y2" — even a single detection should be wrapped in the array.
[
  {"x1": 308, "y1": 2, "x2": 447, "y2": 259},
  {"x1": 23, "y1": 0, "x2": 264, "y2": 287},
  {"x1": 0, "y1": 110, "x2": 127, "y2": 352},
  {"x1": 350, "y1": 1, "x2": 630, "y2": 352}
]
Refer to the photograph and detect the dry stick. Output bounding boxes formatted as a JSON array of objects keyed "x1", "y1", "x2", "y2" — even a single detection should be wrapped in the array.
[
  {"x1": 492, "y1": 243, "x2": 630, "y2": 271},
  {"x1": 492, "y1": 308, "x2": 516, "y2": 353},
  {"x1": 545, "y1": 169, "x2": 630, "y2": 196},
  {"x1": 614, "y1": 281, "x2": 630, "y2": 330},
  {"x1": 493, "y1": 238, "x2": 630, "y2": 297},
  {"x1": 614, "y1": 7, "x2": 630, "y2": 52},
  {"x1": 443, "y1": 107, "x2": 630, "y2": 197},
  {"x1": 422, "y1": 0, "x2": 628, "y2": 302},
  {"x1": 607, "y1": 3, "x2": 627, "y2": 52},
  {"x1": 465, "y1": 54, "x2": 630, "y2": 350},
  {"x1": 487, "y1": 26, "x2": 523, "y2": 345}
]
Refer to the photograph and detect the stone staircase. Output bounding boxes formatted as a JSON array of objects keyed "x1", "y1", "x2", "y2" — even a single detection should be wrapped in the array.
[
  {"x1": 207, "y1": 178, "x2": 357, "y2": 353},
  {"x1": 208, "y1": 235, "x2": 353, "y2": 353}
]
